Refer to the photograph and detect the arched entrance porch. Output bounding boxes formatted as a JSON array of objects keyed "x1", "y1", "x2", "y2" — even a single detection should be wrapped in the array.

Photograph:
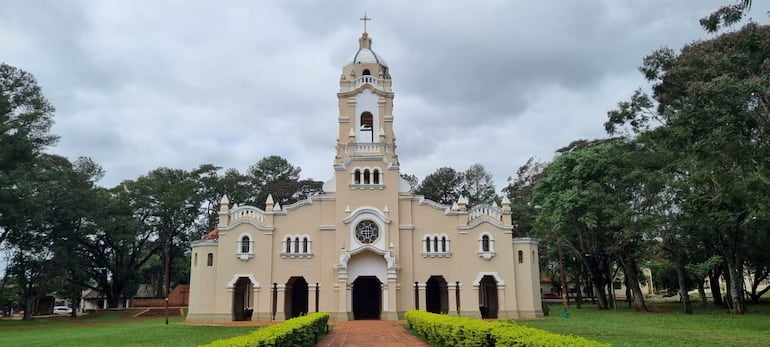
[
  {"x1": 232, "y1": 277, "x2": 254, "y2": 321},
  {"x1": 478, "y1": 275, "x2": 498, "y2": 318},
  {"x1": 285, "y1": 276, "x2": 308, "y2": 318},
  {"x1": 352, "y1": 276, "x2": 382, "y2": 319},
  {"x1": 426, "y1": 275, "x2": 448, "y2": 314}
]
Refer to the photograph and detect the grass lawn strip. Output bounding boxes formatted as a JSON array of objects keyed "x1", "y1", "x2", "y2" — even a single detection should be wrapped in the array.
[
  {"x1": 0, "y1": 313, "x2": 256, "y2": 347},
  {"x1": 518, "y1": 303, "x2": 770, "y2": 347}
]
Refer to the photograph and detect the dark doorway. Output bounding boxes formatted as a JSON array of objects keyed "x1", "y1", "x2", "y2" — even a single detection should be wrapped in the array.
[
  {"x1": 352, "y1": 276, "x2": 382, "y2": 320},
  {"x1": 478, "y1": 275, "x2": 498, "y2": 318},
  {"x1": 232, "y1": 277, "x2": 253, "y2": 321},
  {"x1": 285, "y1": 277, "x2": 309, "y2": 318},
  {"x1": 426, "y1": 276, "x2": 449, "y2": 314}
]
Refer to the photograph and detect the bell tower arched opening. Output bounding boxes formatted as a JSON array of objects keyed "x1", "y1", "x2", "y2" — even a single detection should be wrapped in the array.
[{"x1": 360, "y1": 112, "x2": 374, "y2": 142}]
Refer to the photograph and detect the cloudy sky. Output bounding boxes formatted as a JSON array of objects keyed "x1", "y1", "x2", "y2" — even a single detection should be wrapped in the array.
[{"x1": 2, "y1": 1, "x2": 768, "y2": 191}]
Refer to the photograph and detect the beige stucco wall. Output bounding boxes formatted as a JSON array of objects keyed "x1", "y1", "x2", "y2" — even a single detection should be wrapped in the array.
[{"x1": 186, "y1": 32, "x2": 543, "y2": 323}]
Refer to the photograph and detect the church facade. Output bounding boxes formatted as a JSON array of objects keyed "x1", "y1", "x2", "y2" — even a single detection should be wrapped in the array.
[{"x1": 187, "y1": 29, "x2": 543, "y2": 322}]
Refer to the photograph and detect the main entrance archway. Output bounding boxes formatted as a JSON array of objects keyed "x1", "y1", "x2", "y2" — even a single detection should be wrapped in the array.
[
  {"x1": 352, "y1": 276, "x2": 381, "y2": 319},
  {"x1": 426, "y1": 276, "x2": 448, "y2": 314},
  {"x1": 478, "y1": 275, "x2": 498, "y2": 318},
  {"x1": 285, "y1": 277, "x2": 308, "y2": 319},
  {"x1": 232, "y1": 277, "x2": 253, "y2": 321}
]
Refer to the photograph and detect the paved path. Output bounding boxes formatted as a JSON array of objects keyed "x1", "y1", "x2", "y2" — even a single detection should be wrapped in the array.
[{"x1": 317, "y1": 320, "x2": 429, "y2": 347}]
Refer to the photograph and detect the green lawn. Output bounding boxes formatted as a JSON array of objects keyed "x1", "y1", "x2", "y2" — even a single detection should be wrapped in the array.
[
  {"x1": 0, "y1": 312, "x2": 256, "y2": 347},
  {"x1": 518, "y1": 303, "x2": 770, "y2": 347}
]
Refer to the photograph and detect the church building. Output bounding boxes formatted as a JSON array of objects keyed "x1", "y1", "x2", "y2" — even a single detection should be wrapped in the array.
[{"x1": 187, "y1": 24, "x2": 543, "y2": 322}]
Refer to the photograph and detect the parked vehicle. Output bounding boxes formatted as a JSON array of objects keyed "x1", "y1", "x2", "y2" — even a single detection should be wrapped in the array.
[{"x1": 53, "y1": 306, "x2": 73, "y2": 315}]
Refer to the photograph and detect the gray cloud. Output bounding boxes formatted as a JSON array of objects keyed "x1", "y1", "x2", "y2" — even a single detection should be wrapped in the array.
[{"x1": 1, "y1": 0, "x2": 767, "y2": 190}]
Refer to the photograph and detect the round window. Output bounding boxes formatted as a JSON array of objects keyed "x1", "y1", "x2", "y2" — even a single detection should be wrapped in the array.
[{"x1": 355, "y1": 220, "x2": 379, "y2": 244}]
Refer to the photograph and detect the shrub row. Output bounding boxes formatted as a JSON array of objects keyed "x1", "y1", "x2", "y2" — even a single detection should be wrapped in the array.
[
  {"x1": 200, "y1": 312, "x2": 329, "y2": 347},
  {"x1": 404, "y1": 311, "x2": 609, "y2": 347}
]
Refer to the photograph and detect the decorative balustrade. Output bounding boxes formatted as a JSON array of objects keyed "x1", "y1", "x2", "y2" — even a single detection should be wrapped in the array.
[
  {"x1": 339, "y1": 76, "x2": 391, "y2": 92},
  {"x1": 229, "y1": 206, "x2": 267, "y2": 224},
  {"x1": 467, "y1": 204, "x2": 503, "y2": 223},
  {"x1": 355, "y1": 75, "x2": 379, "y2": 88},
  {"x1": 339, "y1": 143, "x2": 392, "y2": 154}
]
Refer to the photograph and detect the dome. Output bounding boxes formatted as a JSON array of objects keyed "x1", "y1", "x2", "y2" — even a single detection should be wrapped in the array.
[
  {"x1": 344, "y1": 33, "x2": 388, "y2": 67},
  {"x1": 346, "y1": 48, "x2": 387, "y2": 66}
]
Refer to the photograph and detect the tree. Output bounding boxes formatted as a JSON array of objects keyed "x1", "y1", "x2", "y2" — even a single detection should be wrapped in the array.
[
  {"x1": 502, "y1": 157, "x2": 547, "y2": 236},
  {"x1": 247, "y1": 155, "x2": 306, "y2": 209},
  {"x1": 400, "y1": 173, "x2": 419, "y2": 193},
  {"x1": 534, "y1": 139, "x2": 655, "y2": 311},
  {"x1": 130, "y1": 168, "x2": 201, "y2": 298},
  {"x1": 0, "y1": 63, "x2": 59, "y2": 245},
  {"x1": 3, "y1": 154, "x2": 83, "y2": 319},
  {"x1": 700, "y1": 0, "x2": 755, "y2": 33},
  {"x1": 461, "y1": 163, "x2": 497, "y2": 206},
  {"x1": 82, "y1": 185, "x2": 158, "y2": 308},
  {"x1": 44, "y1": 156, "x2": 103, "y2": 317},
  {"x1": 605, "y1": 23, "x2": 770, "y2": 313},
  {"x1": 414, "y1": 167, "x2": 464, "y2": 205}
]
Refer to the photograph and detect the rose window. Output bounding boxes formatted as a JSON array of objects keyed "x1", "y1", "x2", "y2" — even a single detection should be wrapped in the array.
[{"x1": 355, "y1": 220, "x2": 379, "y2": 244}]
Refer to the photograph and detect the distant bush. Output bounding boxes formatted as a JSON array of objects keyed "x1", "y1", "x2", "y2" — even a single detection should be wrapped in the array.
[
  {"x1": 404, "y1": 311, "x2": 609, "y2": 347},
  {"x1": 200, "y1": 312, "x2": 329, "y2": 347}
]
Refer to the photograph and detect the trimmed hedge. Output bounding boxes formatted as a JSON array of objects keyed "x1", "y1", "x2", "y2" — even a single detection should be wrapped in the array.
[
  {"x1": 200, "y1": 312, "x2": 329, "y2": 347},
  {"x1": 404, "y1": 311, "x2": 609, "y2": 347}
]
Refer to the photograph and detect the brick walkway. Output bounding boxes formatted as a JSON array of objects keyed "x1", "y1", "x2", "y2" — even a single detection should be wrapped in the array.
[{"x1": 317, "y1": 320, "x2": 429, "y2": 347}]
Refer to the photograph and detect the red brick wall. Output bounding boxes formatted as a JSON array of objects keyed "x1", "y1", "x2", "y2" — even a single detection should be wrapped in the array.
[{"x1": 132, "y1": 285, "x2": 190, "y2": 307}]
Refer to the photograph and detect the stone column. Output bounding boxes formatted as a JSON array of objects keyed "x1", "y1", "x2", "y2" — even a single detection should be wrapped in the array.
[
  {"x1": 413, "y1": 282, "x2": 420, "y2": 310},
  {"x1": 418, "y1": 283, "x2": 427, "y2": 311},
  {"x1": 336, "y1": 270, "x2": 349, "y2": 321},
  {"x1": 274, "y1": 284, "x2": 286, "y2": 321},
  {"x1": 252, "y1": 287, "x2": 262, "y2": 320},
  {"x1": 497, "y1": 285, "x2": 507, "y2": 319},
  {"x1": 447, "y1": 283, "x2": 458, "y2": 315},
  {"x1": 384, "y1": 270, "x2": 398, "y2": 319},
  {"x1": 308, "y1": 284, "x2": 317, "y2": 313}
]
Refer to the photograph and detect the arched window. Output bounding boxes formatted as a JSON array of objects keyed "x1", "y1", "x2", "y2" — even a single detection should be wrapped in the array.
[
  {"x1": 362, "y1": 69, "x2": 371, "y2": 75},
  {"x1": 363, "y1": 169, "x2": 371, "y2": 184},
  {"x1": 481, "y1": 235, "x2": 490, "y2": 252},
  {"x1": 433, "y1": 236, "x2": 439, "y2": 252},
  {"x1": 303, "y1": 237, "x2": 309, "y2": 253},
  {"x1": 373, "y1": 168, "x2": 380, "y2": 184},
  {"x1": 441, "y1": 236, "x2": 447, "y2": 252},
  {"x1": 294, "y1": 237, "x2": 300, "y2": 253},
  {"x1": 207, "y1": 253, "x2": 213, "y2": 266},
  {"x1": 354, "y1": 169, "x2": 362, "y2": 184},
  {"x1": 518, "y1": 250, "x2": 524, "y2": 264},
  {"x1": 240, "y1": 235, "x2": 251, "y2": 254},
  {"x1": 285, "y1": 237, "x2": 292, "y2": 253},
  {"x1": 425, "y1": 235, "x2": 432, "y2": 252}
]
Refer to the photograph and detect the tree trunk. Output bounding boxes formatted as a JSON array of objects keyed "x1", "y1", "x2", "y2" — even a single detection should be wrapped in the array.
[
  {"x1": 621, "y1": 257, "x2": 648, "y2": 312},
  {"x1": 674, "y1": 256, "x2": 692, "y2": 314},
  {"x1": 723, "y1": 268, "x2": 733, "y2": 308},
  {"x1": 709, "y1": 269, "x2": 724, "y2": 306},
  {"x1": 575, "y1": 276, "x2": 583, "y2": 309},
  {"x1": 607, "y1": 262, "x2": 616, "y2": 309},
  {"x1": 163, "y1": 239, "x2": 171, "y2": 298},
  {"x1": 70, "y1": 276, "x2": 79, "y2": 318},
  {"x1": 587, "y1": 267, "x2": 609, "y2": 309},
  {"x1": 726, "y1": 254, "x2": 746, "y2": 314}
]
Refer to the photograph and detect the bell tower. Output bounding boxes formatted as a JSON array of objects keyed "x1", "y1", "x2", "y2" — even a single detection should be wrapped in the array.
[{"x1": 334, "y1": 23, "x2": 397, "y2": 168}]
